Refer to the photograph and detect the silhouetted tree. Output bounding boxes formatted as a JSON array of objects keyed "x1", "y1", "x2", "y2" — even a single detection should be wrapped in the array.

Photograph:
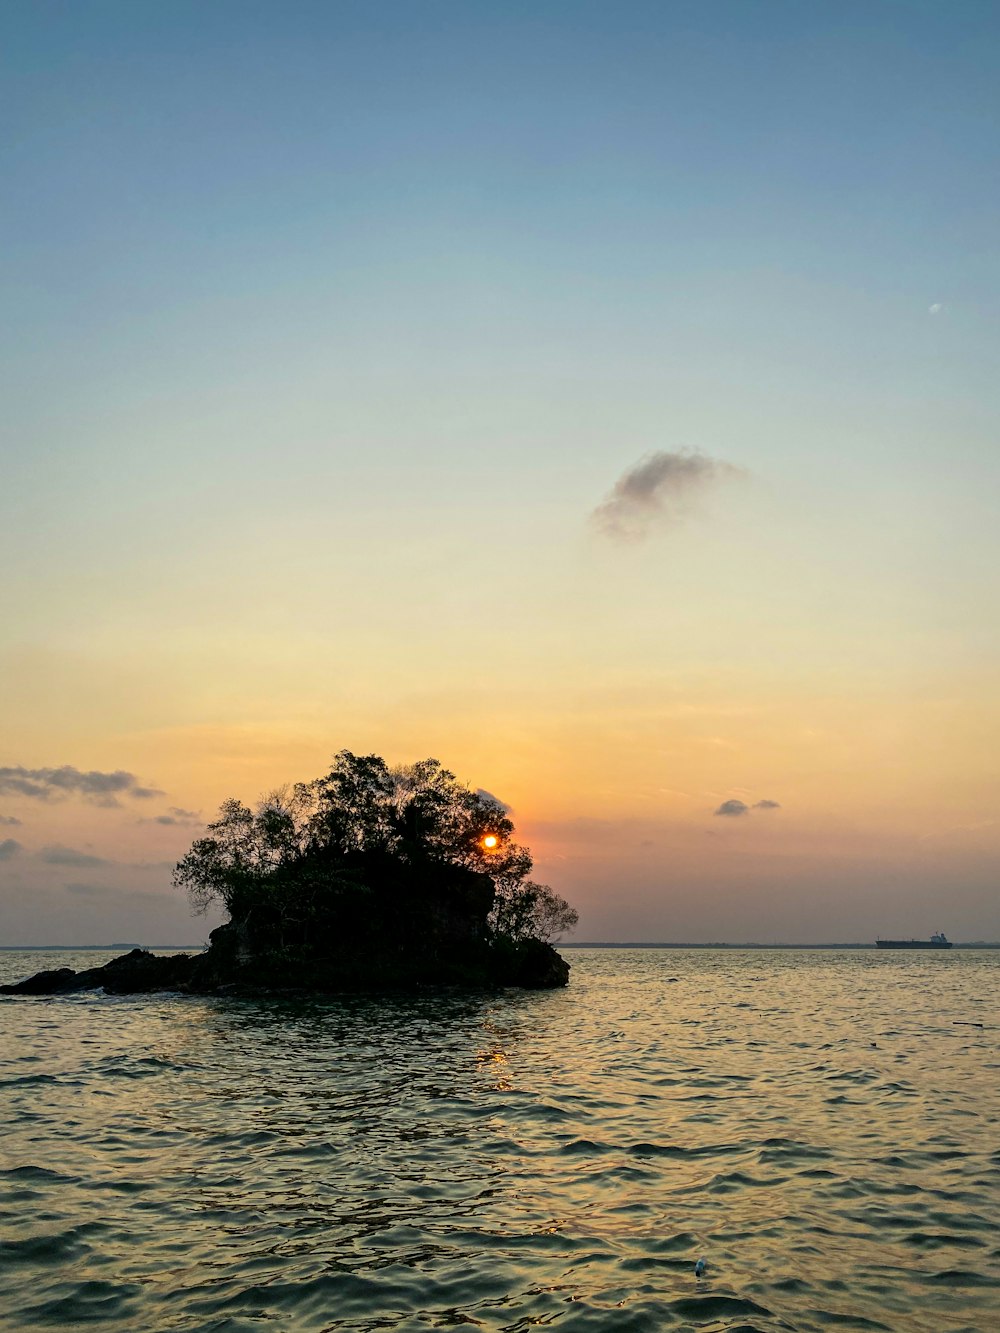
[{"x1": 173, "y1": 751, "x2": 578, "y2": 950}]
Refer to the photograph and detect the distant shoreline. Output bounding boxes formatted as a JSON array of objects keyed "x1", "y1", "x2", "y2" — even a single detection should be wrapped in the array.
[{"x1": 0, "y1": 945, "x2": 206, "y2": 952}]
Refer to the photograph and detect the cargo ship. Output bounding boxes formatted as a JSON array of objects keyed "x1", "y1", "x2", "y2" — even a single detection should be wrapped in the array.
[{"x1": 875, "y1": 932, "x2": 952, "y2": 950}]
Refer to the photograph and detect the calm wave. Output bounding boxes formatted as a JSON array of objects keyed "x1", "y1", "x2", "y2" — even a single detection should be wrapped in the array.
[{"x1": 2, "y1": 948, "x2": 998, "y2": 1331}]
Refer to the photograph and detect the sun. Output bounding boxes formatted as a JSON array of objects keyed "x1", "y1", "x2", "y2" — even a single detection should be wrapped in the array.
[{"x1": 482, "y1": 835, "x2": 498, "y2": 850}]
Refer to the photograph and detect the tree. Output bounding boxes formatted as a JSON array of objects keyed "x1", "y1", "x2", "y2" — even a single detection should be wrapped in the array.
[
  {"x1": 492, "y1": 880, "x2": 580, "y2": 943},
  {"x1": 173, "y1": 751, "x2": 579, "y2": 949}
]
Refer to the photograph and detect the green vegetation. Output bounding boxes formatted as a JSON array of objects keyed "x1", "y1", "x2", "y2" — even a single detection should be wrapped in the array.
[{"x1": 173, "y1": 751, "x2": 577, "y2": 990}]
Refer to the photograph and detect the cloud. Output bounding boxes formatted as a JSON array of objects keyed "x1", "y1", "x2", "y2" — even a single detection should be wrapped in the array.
[
  {"x1": 65, "y1": 882, "x2": 109, "y2": 896},
  {"x1": 714, "y1": 799, "x2": 750, "y2": 817},
  {"x1": 591, "y1": 450, "x2": 741, "y2": 541},
  {"x1": 714, "y1": 798, "x2": 782, "y2": 817},
  {"x1": 0, "y1": 814, "x2": 22, "y2": 826},
  {"x1": 38, "y1": 844, "x2": 110, "y2": 868},
  {"x1": 0, "y1": 838, "x2": 23, "y2": 860},
  {"x1": 139, "y1": 806, "x2": 202, "y2": 827},
  {"x1": 0, "y1": 765, "x2": 163, "y2": 806},
  {"x1": 929, "y1": 303, "x2": 942, "y2": 314}
]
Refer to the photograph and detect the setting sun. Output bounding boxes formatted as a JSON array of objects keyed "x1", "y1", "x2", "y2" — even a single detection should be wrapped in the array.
[{"x1": 482, "y1": 835, "x2": 498, "y2": 850}]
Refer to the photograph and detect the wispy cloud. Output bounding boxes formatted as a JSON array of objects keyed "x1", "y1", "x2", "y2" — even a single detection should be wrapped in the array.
[
  {"x1": 38, "y1": 844, "x2": 110, "y2": 868},
  {"x1": 0, "y1": 838, "x2": 23, "y2": 860},
  {"x1": 0, "y1": 814, "x2": 22, "y2": 826},
  {"x1": 753, "y1": 799, "x2": 781, "y2": 810},
  {"x1": 0, "y1": 765, "x2": 163, "y2": 806},
  {"x1": 139, "y1": 807, "x2": 202, "y2": 827},
  {"x1": 919, "y1": 819, "x2": 996, "y2": 842},
  {"x1": 591, "y1": 450, "x2": 742, "y2": 541}
]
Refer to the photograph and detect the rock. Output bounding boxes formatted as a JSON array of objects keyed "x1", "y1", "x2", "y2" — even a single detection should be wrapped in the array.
[
  {"x1": 1, "y1": 949, "x2": 196, "y2": 997},
  {"x1": 489, "y1": 937, "x2": 570, "y2": 989},
  {"x1": 2, "y1": 855, "x2": 572, "y2": 999},
  {"x1": 2, "y1": 934, "x2": 571, "y2": 997},
  {"x1": 1, "y1": 966, "x2": 82, "y2": 995},
  {"x1": 96, "y1": 948, "x2": 195, "y2": 994}
]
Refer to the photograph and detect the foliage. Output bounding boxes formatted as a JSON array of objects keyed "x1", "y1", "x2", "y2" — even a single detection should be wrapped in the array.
[
  {"x1": 492, "y1": 880, "x2": 580, "y2": 944},
  {"x1": 173, "y1": 751, "x2": 578, "y2": 949}
]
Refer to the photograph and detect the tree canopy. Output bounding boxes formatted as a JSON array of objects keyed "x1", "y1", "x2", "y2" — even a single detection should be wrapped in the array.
[{"x1": 173, "y1": 751, "x2": 578, "y2": 950}]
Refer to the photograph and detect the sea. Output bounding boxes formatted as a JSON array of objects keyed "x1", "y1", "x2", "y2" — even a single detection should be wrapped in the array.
[{"x1": 1, "y1": 947, "x2": 998, "y2": 1332}]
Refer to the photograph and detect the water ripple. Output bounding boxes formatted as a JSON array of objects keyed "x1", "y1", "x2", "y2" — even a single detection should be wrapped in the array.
[{"x1": 0, "y1": 947, "x2": 998, "y2": 1331}]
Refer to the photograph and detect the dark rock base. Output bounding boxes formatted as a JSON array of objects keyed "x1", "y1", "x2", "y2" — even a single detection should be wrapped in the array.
[
  {"x1": 1, "y1": 938, "x2": 569, "y2": 997},
  {"x1": 0, "y1": 949, "x2": 196, "y2": 996}
]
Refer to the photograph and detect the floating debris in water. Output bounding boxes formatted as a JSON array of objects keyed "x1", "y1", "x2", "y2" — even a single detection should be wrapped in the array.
[{"x1": 694, "y1": 1257, "x2": 707, "y2": 1277}]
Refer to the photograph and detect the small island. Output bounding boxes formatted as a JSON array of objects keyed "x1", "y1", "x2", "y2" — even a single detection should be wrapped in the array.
[{"x1": 3, "y1": 752, "x2": 577, "y2": 997}]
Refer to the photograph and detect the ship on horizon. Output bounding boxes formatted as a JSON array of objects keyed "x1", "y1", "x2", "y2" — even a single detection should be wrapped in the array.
[{"x1": 875, "y1": 932, "x2": 952, "y2": 950}]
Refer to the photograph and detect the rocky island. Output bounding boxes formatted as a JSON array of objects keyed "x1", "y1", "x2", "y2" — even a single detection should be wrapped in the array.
[{"x1": 3, "y1": 752, "x2": 577, "y2": 997}]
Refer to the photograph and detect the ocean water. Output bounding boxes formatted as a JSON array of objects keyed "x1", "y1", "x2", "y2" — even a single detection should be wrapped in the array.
[{"x1": 1, "y1": 947, "x2": 998, "y2": 1333}]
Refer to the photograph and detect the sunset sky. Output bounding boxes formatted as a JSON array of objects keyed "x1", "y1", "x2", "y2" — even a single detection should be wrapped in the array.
[{"x1": 2, "y1": 1, "x2": 998, "y2": 944}]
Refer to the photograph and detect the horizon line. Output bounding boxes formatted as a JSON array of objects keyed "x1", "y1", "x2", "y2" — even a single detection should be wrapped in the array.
[{"x1": 559, "y1": 940, "x2": 999, "y2": 949}]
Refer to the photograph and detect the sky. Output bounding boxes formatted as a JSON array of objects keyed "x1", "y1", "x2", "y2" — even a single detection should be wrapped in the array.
[{"x1": 2, "y1": 1, "x2": 998, "y2": 944}]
